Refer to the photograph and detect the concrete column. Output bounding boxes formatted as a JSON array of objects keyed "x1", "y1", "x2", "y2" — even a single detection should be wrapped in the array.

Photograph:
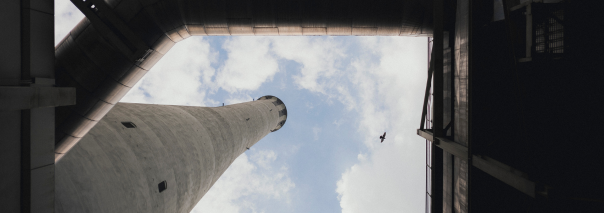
[
  {"x1": 1, "y1": 0, "x2": 59, "y2": 212},
  {"x1": 55, "y1": 96, "x2": 287, "y2": 213}
]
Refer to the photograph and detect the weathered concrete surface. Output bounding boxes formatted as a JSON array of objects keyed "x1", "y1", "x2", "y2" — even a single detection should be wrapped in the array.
[{"x1": 55, "y1": 96, "x2": 286, "y2": 213}]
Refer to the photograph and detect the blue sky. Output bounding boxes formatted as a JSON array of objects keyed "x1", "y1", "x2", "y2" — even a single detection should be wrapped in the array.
[{"x1": 56, "y1": 2, "x2": 428, "y2": 213}]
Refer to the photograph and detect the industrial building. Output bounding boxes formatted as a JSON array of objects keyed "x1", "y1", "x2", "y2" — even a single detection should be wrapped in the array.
[
  {"x1": 1, "y1": 0, "x2": 602, "y2": 212},
  {"x1": 418, "y1": 0, "x2": 604, "y2": 212}
]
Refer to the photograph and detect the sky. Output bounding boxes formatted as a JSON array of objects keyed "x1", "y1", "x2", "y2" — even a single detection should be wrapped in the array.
[{"x1": 55, "y1": 2, "x2": 428, "y2": 213}]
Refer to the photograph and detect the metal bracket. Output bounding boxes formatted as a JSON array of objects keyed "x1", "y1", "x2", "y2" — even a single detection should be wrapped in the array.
[
  {"x1": 0, "y1": 86, "x2": 76, "y2": 110},
  {"x1": 417, "y1": 129, "x2": 468, "y2": 160}
]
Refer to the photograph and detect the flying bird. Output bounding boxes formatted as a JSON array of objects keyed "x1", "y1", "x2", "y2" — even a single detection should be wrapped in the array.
[{"x1": 379, "y1": 132, "x2": 386, "y2": 143}]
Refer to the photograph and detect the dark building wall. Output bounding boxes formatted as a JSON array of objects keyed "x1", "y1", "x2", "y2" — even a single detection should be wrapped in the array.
[
  {"x1": 55, "y1": 96, "x2": 286, "y2": 213},
  {"x1": 460, "y1": 1, "x2": 604, "y2": 212},
  {"x1": 451, "y1": 0, "x2": 469, "y2": 212}
]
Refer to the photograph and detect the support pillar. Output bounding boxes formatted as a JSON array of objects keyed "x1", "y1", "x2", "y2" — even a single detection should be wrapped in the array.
[
  {"x1": 431, "y1": 0, "x2": 445, "y2": 212},
  {"x1": 0, "y1": 1, "x2": 74, "y2": 212}
]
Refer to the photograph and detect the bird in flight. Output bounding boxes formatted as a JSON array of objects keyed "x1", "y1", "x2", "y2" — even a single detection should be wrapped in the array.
[{"x1": 379, "y1": 132, "x2": 386, "y2": 143}]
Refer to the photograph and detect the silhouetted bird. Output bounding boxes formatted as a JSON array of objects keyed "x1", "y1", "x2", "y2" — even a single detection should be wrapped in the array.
[
  {"x1": 379, "y1": 132, "x2": 386, "y2": 143},
  {"x1": 246, "y1": 147, "x2": 250, "y2": 150}
]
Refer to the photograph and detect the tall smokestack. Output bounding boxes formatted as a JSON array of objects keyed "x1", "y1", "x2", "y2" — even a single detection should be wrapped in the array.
[{"x1": 55, "y1": 96, "x2": 287, "y2": 213}]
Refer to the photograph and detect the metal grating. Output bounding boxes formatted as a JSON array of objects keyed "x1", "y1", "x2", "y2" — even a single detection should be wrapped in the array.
[
  {"x1": 533, "y1": 4, "x2": 564, "y2": 57},
  {"x1": 511, "y1": 2, "x2": 565, "y2": 61}
]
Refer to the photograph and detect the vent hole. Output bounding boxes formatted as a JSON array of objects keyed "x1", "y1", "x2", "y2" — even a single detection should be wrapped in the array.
[
  {"x1": 158, "y1": 181, "x2": 167, "y2": 193},
  {"x1": 279, "y1": 108, "x2": 287, "y2": 117},
  {"x1": 121, "y1": 122, "x2": 137, "y2": 128},
  {"x1": 272, "y1": 99, "x2": 283, "y2": 106}
]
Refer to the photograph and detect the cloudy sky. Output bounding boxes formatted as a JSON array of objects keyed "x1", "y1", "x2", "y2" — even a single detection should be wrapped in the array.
[{"x1": 56, "y1": 2, "x2": 428, "y2": 213}]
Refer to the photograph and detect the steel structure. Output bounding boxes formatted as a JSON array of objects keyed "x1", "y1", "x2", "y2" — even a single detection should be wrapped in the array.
[{"x1": 418, "y1": 0, "x2": 604, "y2": 212}]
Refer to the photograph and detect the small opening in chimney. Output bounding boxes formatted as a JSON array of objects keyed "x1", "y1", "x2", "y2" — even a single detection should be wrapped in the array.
[
  {"x1": 158, "y1": 181, "x2": 167, "y2": 193},
  {"x1": 121, "y1": 122, "x2": 137, "y2": 128}
]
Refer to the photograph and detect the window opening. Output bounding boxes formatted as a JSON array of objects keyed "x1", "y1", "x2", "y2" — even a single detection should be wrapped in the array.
[
  {"x1": 272, "y1": 99, "x2": 283, "y2": 106},
  {"x1": 121, "y1": 122, "x2": 137, "y2": 128},
  {"x1": 158, "y1": 181, "x2": 167, "y2": 193},
  {"x1": 279, "y1": 108, "x2": 287, "y2": 117}
]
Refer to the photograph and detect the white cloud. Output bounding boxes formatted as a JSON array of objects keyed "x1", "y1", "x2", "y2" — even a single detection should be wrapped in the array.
[
  {"x1": 225, "y1": 94, "x2": 254, "y2": 105},
  {"x1": 55, "y1": 1, "x2": 85, "y2": 45},
  {"x1": 250, "y1": 150, "x2": 278, "y2": 169},
  {"x1": 121, "y1": 37, "x2": 217, "y2": 106},
  {"x1": 270, "y1": 37, "x2": 347, "y2": 94},
  {"x1": 312, "y1": 126, "x2": 321, "y2": 140},
  {"x1": 215, "y1": 37, "x2": 280, "y2": 93},
  {"x1": 262, "y1": 36, "x2": 429, "y2": 212},
  {"x1": 337, "y1": 143, "x2": 425, "y2": 213},
  {"x1": 205, "y1": 36, "x2": 428, "y2": 213},
  {"x1": 334, "y1": 37, "x2": 428, "y2": 213},
  {"x1": 192, "y1": 151, "x2": 294, "y2": 213},
  {"x1": 125, "y1": 37, "x2": 284, "y2": 105}
]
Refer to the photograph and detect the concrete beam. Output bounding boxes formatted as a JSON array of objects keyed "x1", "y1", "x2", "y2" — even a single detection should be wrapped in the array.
[
  {"x1": 418, "y1": 129, "x2": 536, "y2": 198},
  {"x1": 435, "y1": 136, "x2": 469, "y2": 161},
  {"x1": 418, "y1": 129, "x2": 434, "y2": 141},
  {"x1": 472, "y1": 155, "x2": 536, "y2": 198},
  {"x1": 0, "y1": 86, "x2": 75, "y2": 110},
  {"x1": 417, "y1": 129, "x2": 469, "y2": 160}
]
